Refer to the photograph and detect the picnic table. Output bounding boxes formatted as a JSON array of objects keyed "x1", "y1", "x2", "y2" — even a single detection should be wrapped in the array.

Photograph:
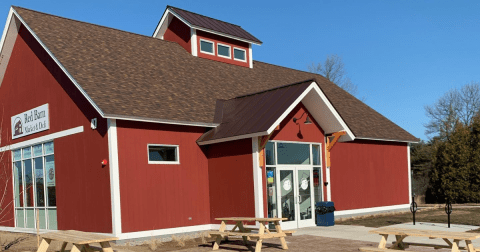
[
  {"x1": 208, "y1": 217, "x2": 295, "y2": 252},
  {"x1": 359, "y1": 227, "x2": 480, "y2": 252},
  {"x1": 36, "y1": 230, "x2": 118, "y2": 252}
]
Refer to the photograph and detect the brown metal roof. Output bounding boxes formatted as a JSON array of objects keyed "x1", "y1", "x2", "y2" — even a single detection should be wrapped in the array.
[
  {"x1": 11, "y1": 7, "x2": 418, "y2": 142},
  {"x1": 198, "y1": 80, "x2": 313, "y2": 143},
  {"x1": 168, "y1": 6, "x2": 262, "y2": 44}
]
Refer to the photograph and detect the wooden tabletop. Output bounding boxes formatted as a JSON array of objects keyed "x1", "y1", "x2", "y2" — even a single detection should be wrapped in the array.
[
  {"x1": 215, "y1": 217, "x2": 288, "y2": 222},
  {"x1": 41, "y1": 230, "x2": 118, "y2": 244},
  {"x1": 370, "y1": 227, "x2": 480, "y2": 240}
]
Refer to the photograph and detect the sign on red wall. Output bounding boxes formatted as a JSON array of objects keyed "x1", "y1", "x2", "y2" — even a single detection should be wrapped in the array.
[{"x1": 11, "y1": 103, "x2": 50, "y2": 139}]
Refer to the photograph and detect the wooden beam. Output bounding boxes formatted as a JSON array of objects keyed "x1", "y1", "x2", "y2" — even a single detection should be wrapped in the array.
[{"x1": 326, "y1": 131, "x2": 346, "y2": 167}]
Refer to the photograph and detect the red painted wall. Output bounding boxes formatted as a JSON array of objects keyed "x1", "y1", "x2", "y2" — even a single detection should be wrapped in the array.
[
  {"x1": 116, "y1": 120, "x2": 210, "y2": 232},
  {"x1": 0, "y1": 26, "x2": 112, "y2": 232},
  {"x1": 196, "y1": 30, "x2": 250, "y2": 67},
  {"x1": 267, "y1": 103, "x2": 327, "y2": 213},
  {"x1": 163, "y1": 17, "x2": 191, "y2": 53},
  {"x1": 207, "y1": 138, "x2": 255, "y2": 223},
  {"x1": 330, "y1": 140, "x2": 409, "y2": 210}
]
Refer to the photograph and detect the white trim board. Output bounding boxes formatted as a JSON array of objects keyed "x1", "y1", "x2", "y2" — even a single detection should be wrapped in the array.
[
  {"x1": 355, "y1": 137, "x2": 419, "y2": 144},
  {"x1": 407, "y1": 144, "x2": 412, "y2": 204},
  {"x1": 118, "y1": 224, "x2": 213, "y2": 240},
  {"x1": 0, "y1": 126, "x2": 84, "y2": 152},
  {"x1": 251, "y1": 136, "x2": 264, "y2": 218},
  {"x1": 104, "y1": 115, "x2": 218, "y2": 128},
  {"x1": 9, "y1": 8, "x2": 105, "y2": 118},
  {"x1": 335, "y1": 203, "x2": 410, "y2": 217},
  {"x1": 107, "y1": 119, "x2": 122, "y2": 237}
]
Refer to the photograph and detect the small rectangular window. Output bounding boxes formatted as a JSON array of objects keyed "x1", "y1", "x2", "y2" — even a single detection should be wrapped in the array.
[
  {"x1": 148, "y1": 145, "x2": 179, "y2": 164},
  {"x1": 200, "y1": 40, "x2": 214, "y2": 55},
  {"x1": 234, "y1": 48, "x2": 246, "y2": 62},
  {"x1": 217, "y1": 43, "x2": 231, "y2": 58}
]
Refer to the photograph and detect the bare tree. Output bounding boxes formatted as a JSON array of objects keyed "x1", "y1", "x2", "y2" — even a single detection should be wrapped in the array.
[
  {"x1": 425, "y1": 82, "x2": 480, "y2": 139},
  {"x1": 308, "y1": 54, "x2": 361, "y2": 99}
]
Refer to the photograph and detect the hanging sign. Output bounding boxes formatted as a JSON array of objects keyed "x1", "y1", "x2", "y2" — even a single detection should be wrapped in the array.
[{"x1": 11, "y1": 104, "x2": 49, "y2": 140}]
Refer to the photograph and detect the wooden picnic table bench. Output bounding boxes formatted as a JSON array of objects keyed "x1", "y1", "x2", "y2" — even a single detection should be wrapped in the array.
[
  {"x1": 36, "y1": 230, "x2": 118, "y2": 252},
  {"x1": 359, "y1": 227, "x2": 480, "y2": 252},
  {"x1": 208, "y1": 217, "x2": 295, "y2": 252}
]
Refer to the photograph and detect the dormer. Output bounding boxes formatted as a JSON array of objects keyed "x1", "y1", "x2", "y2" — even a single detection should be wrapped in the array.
[{"x1": 153, "y1": 6, "x2": 262, "y2": 68}]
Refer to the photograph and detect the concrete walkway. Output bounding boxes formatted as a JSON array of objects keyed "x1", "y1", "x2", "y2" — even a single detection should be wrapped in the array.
[{"x1": 293, "y1": 222, "x2": 480, "y2": 247}]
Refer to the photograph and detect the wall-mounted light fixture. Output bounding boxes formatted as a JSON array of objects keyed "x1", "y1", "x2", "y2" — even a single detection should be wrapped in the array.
[{"x1": 293, "y1": 112, "x2": 312, "y2": 125}]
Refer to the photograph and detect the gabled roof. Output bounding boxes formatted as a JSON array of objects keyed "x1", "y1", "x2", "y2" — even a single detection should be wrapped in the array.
[
  {"x1": 166, "y1": 6, "x2": 262, "y2": 44},
  {"x1": 4, "y1": 6, "x2": 418, "y2": 142}
]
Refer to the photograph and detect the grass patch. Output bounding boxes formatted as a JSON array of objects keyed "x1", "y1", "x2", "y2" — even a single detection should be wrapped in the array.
[{"x1": 337, "y1": 207, "x2": 480, "y2": 228}]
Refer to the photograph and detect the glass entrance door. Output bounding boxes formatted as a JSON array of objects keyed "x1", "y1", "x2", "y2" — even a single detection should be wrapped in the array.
[{"x1": 277, "y1": 167, "x2": 314, "y2": 230}]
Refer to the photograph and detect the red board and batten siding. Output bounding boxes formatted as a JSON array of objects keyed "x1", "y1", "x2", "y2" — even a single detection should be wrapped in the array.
[
  {"x1": 330, "y1": 140, "x2": 409, "y2": 211},
  {"x1": 196, "y1": 30, "x2": 250, "y2": 67},
  {"x1": 0, "y1": 26, "x2": 112, "y2": 232},
  {"x1": 163, "y1": 17, "x2": 191, "y2": 53},
  {"x1": 207, "y1": 138, "x2": 255, "y2": 223},
  {"x1": 116, "y1": 121, "x2": 210, "y2": 232},
  {"x1": 268, "y1": 103, "x2": 327, "y2": 216}
]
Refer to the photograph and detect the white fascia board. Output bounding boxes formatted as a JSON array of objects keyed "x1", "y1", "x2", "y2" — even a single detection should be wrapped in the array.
[
  {"x1": 11, "y1": 9, "x2": 105, "y2": 118},
  {"x1": 355, "y1": 137, "x2": 419, "y2": 144},
  {"x1": 0, "y1": 8, "x2": 13, "y2": 55},
  {"x1": 335, "y1": 204, "x2": 410, "y2": 217},
  {"x1": 0, "y1": 126, "x2": 84, "y2": 152},
  {"x1": 193, "y1": 25, "x2": 262, "y2": 45},
  {"x1": 251, "y1": 136, "x2": 264, "y2": 218},
  {"x1": 197, "y1": 131, "x2": 268, "y2": 146},
  {"x1": 104, "y1": 114, "x2": 218, "y2": 128},
  {"x1": 265, "y1": 82, "x2": 355, "y2": 141},
  {"x1": 152, "y1": 8, "x2": 172, "y2": 38}
]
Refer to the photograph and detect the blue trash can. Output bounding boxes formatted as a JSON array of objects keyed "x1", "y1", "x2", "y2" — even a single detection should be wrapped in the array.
[{"x1": 316, "y1": 201, "x2": 335, "y2": 226}]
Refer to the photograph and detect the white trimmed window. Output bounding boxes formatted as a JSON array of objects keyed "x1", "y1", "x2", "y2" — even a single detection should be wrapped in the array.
[
  {"x1": 148, "y1": 144, "x2": 179, "y2": 164},
  {"x1": 217, "y1": 43, "x2": 231, "y2": 58},
  {"x1": 233, "y1": 48, "x2": 246, "y2": 62},
  {"x1": 200, "y1": 39, "x2": 215, "y2": 55}
]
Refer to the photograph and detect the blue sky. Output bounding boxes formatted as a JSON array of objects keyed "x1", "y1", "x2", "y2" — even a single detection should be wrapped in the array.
[{"x1": 2, "y1": 0, "x2": 480, "y2": 141}]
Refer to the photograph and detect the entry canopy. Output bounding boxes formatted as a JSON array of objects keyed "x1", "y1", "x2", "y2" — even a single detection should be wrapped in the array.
[{"x1": 197, "y1": 79, "x2": 355, "y2": 145}]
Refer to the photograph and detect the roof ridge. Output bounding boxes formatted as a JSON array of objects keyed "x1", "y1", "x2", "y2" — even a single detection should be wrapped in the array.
[
  {"x1": 167, "y1": 5, "x2": 242, "y2": 28},
  {"x1": 12, "y1": 6, "x2": 174, "y2": 43},
  {"x1": 235, "y1": 78, "x2": 316, "y2": 99}
]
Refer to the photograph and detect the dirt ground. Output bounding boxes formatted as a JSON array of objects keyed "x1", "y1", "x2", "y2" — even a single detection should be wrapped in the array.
[{"x1": 0, "y1": 231, "x2": 462, "y2": 252}]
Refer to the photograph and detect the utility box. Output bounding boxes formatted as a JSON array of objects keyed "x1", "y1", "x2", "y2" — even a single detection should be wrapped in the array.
[{"x1": 316, "y1": 201, "x2": 335, "y2": 226}]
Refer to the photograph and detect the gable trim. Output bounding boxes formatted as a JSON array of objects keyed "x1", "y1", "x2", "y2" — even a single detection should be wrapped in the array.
[
  {"x1": 197, "y1": 81, "x2": 356, "y2": 146},
  {"x1": 104, "y1": 114, "x2": 219, "y2": 128},
  {"x1": 355, "y1": 137, "x2": 419, "y2": 143},
  {"x1": 0, "y1": 7, "x2": 13, "y2": 57},
  {"x1": 9, "y1": 7, "x2": 105, "y2": 117}
]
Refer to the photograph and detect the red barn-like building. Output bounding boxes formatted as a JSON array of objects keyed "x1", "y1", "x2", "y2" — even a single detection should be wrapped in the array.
[{"x1": 0, "y1": 6, "x2": 417, "y2": 239}]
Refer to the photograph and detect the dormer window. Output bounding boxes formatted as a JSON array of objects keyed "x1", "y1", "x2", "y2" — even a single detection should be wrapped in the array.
[
  {"x1": 217, "y1": 44, "x2": 231, "y2": 59},
  {"x1": 200, "y1": 39, "x2": 214, "y2": 55},
  {"x1": 233, "y1": 48, "x2": 246, "y2": 62}
]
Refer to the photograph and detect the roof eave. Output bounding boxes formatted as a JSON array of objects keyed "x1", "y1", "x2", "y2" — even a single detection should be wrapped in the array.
[{"x1": 104, "y1": 114, "x2": 219, "y2": 128}]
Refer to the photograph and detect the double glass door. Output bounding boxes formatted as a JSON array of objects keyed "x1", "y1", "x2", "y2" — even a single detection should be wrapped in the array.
[{"x1": 277, "y1": 167, "x2": 314, "y2": 229}]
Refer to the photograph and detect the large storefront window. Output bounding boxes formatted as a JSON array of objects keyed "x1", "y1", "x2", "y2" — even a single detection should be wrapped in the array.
[{"x1": 12, "y1": 142, "x2": 57, "y2": 230}]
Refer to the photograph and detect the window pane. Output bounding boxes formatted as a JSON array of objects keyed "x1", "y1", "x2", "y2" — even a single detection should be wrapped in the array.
[
  {"x1": 38, "y1": 209, "x2": 46, "y2": 229},
  {"x1": 44, "y1": 142, "x2": 54, "y2": 155},
  {"x1": 45, "y1": 155, "x2": 56, "y2": 207},
  {"x1": 24, "y1": 159, "x2": 34, "y2": 207},
  {"x1": 149, "y1": 146, "x2": 177, "y2": 162},
  {"x1": 234, "y1": 48, "x2": 245, "y2": 60},
  {"x1": 277, "y1": 142, "x2": 310, "y2": 165},
  {"x1": 22, "y1": 147, "x2": 31, "y2": 159},
  {"x1": 200, "y1": 40, "x2": 213, "y2": 53},
  {"x1": 14, "y1": 162, "x2": 23, "y2": 207},
  {"x1": 266, "y1": 167, "x2": 277, "y2": 218},
  {"x1": 16, "y1": 209, "x2": 24, "y2": 228},
  {"x1": 48, "y1": 209, "x2": 57, "y2": 230},
  {"x1": 34, "y1": 157, "x2": 45, "y2": 207},
  {"x1": 314, "y1": 167, "x2": 322, "y2": 202},
  {"x1": 312, "y1": 144, "x2": 320, "y2": 165},
  {"x1": 13, "y1": 149, "x2": 21, "y2": 161},
  {"x1": 25, "y1": 209, "x2": 34, "y2": 228},
  {"x1": 33, "y1": 144, "x2": 43, "y2": 157},
  {"x1": 265, "y1": 142, "x2": 275, "y2": 165},
  {"x1": 217, "y1": 44, "x2": 230, "y2": 57}
]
